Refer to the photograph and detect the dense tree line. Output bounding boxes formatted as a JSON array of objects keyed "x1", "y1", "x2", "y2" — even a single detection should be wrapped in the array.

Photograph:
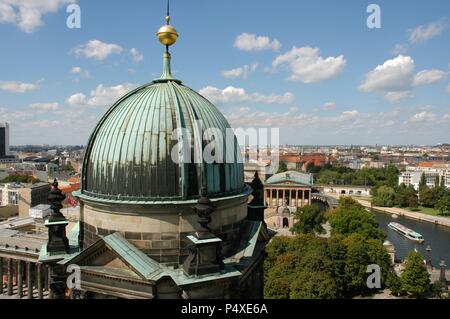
[
  {"x1": 265, "y1": 198, "x2": 442, "y2": 299},
  {"x1": 290, "y1": 205, "x2": 326, "y2": 235},
  {"x1": 265, "y1": 198, "x2": 397, "y2": 299},
  {"x1": 0, "y1": 175, "x2": 41, "y2": 184},
  {"x1": 315, "y1": 164, "x2": 400, "y2": 188},
  {"x1": 372, "y1": 173, "x2": 450, "y2": 216}
]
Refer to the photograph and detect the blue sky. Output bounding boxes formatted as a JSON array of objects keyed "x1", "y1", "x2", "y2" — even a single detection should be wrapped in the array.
[{"x1": 0, "y1": 0, "x2": 449, "y2": 146}]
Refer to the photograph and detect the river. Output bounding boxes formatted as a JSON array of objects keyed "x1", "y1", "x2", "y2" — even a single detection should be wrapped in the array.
[{"x1": 372, "y1": 211, "x2": 450, "y2": 266}]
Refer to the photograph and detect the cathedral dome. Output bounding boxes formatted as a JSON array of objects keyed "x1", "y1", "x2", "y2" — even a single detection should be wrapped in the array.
[{"x1": 80, "y1": 53, "x2": 246, "y2": 203}]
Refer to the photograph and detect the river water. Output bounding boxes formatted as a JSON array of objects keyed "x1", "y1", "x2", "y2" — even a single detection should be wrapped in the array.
[{"x1": 372, "y1": 211, "x2": 450, "y2": 266}]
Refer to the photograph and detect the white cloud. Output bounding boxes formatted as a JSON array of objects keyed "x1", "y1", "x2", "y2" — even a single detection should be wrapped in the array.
[
  {"x1": 321, "y1": 102, "x2": 337, "y2": 111},
  {"x1": 70, "y1": 66, "x2": 89, "y2": 81},
  {"x1": 71, "y1": 66, "x2": 82, "y2": 74},
  {"x1": 408, "y1": 111, "x2": 438, "y2": 123},
  {"x1": 447, "y1": 83, "x2": 450, "y2": 93},
  {"x1": 360, "y1": 55, "x2": 448, "y2": 101},
  {"x1": 222, "y1": 63, "x2": 258, "y2": 79},
  {"x1": 360, "y1": 55, "x2": 415, "y2": 93},
  {"x1": 0, "y1": 80, "x2": 41, "y2": 93},
  {"x1": 31, "y1": 119, "x2": 61, "y2": 128},
  {"x1": 408, "y1": 18, "x2": 448, "y2": 44},
  {"x1": 130, "y1": 48, "x2": 144, "y2": 63},
  {"x1": 272, "y1": 46, "x2": 346, "y2": 83},
  {"x1": 234, "y1": 33, "x2": 281, "y2": 52},
  {"x1": 0, "y1": 0, "x2": 75, "y2": 33},
  {"x1": 384, "y1": 91, "x2": 413, "y2": 102},
  {"x1": 72, "y1": 40, "x2": 123, "y2": 61},
  {"x1": 199, "y1": 86, "x2": 294, "y2": 105},
  {"x1": 413, "y1": 69, "x2": 447, "y2": 86},
  {"x1": 29, "y1": 102, "x2": 60, "y2": 111},
  {"x1": 65, "y1": 92, "x2": 86, "y2": 105},
  {"x1": 66, "y1": 83, "x2": 137, "y2": 108}
]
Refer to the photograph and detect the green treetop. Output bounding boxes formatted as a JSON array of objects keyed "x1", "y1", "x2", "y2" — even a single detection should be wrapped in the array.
[{"x1": 401, "y1": 251, "x2": 430, "y2": 297}]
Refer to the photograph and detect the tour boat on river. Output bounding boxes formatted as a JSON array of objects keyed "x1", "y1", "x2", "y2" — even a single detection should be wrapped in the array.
[{"x1": 388, "y1": 222, "x2": 425, "y2": 243}]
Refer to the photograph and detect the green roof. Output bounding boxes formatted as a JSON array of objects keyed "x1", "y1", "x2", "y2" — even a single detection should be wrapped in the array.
[
  {"x1": 265, "y1": 171, "x2": 314, "y2": 186},
  {"x1": 81, "y1": 53, "x2": 246, "y2": 203},
  {"x1": 103, "y1": 233, "x2": 162, "y2": 279}
]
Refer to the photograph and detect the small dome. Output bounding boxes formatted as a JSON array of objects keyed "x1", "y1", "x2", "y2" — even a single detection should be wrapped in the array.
[{"x1": 81, "y1": 54, "x2": 245, "y2": 203}]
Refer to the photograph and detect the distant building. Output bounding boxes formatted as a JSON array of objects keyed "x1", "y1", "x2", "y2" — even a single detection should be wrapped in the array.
[
  {"x1": 398, "y1": 162, "x2": 450, "y2": 189},
  {"x1": 17, "y1": 183, "x2": 50, "y2": 218},
  {"x1": 28, "y1": 204, "x2": 52, "y2": 219},
  {"x1": 279, "y1": 153, "x2": 327, "y2": 172},
  {"x1": 243, "y1": 160, "x2": 273, "y2": 183},
  {"x1": 0, "y1": 182, "x2": 50, "y2": 217},
  {"x1": 0, "y1": 183, "x2": 20, "y2": 206},
  {"x1": 321, "y1": 185, "x2": 372, "y2": 197},
  {"x1": 0, "y1": 122, "x2": 10, "y2": 158},
  {"x1": 264, "y1": 171, "x2": 314, "y2": 209}
]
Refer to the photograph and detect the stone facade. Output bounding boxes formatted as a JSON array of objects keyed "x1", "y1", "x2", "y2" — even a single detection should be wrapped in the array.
[{"x1": 79, "y1": 193, "x2": 249, "y2": 267}]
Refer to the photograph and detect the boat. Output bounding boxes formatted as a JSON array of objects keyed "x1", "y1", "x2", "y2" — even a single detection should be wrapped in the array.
[
  {"x1": 388, "y1": 222, "x2": 424, "y2": 243},
  {"x1": 392, "y1": 214, "x2": 399, "y2": 219}
]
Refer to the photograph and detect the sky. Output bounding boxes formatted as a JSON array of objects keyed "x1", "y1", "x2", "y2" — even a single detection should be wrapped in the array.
[{"x1": 0, "y1": 0, "x2": 449, "y2": 146}]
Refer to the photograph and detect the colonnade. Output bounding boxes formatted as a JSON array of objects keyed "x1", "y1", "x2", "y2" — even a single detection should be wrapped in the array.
[
  {"x1": 0, "y1": 257, "x2": 50, "y2": 299},
  {"x1": 265, "y1": 188, "x2": 311, "y2": 208}
]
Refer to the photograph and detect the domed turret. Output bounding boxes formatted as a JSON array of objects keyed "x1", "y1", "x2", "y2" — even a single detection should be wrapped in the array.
[
  {"x1": 77, "y1": 5, "x2": 250, "y2": 263},
  {"x1": 81, "y1": 53, "x2": 245, "y2": 202},
  {"x1": 81, "y1": 12, "x2": 245, "y2": 203}
]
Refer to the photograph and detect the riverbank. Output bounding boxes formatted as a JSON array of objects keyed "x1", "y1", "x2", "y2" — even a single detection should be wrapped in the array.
[{"x1": 356, "y1": 198, "x2": 450, "y2": 229}]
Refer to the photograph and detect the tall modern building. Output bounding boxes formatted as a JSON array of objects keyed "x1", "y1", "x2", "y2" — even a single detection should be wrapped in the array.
[{"x1": 0, "y1": 122, "x2": 10, "y2": 158}]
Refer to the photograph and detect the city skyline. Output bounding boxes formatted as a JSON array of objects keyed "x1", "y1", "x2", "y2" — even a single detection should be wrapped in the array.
[{"x1": 0, "y1": 0, "x2": 449, "y2": 146}]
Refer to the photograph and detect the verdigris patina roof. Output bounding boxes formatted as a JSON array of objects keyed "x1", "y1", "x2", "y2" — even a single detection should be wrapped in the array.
[
  {"x1": 265, "y1": 171, "x2": 314, "y2": 186},
  {"x1": 80, "y1": 53, "x2": 246, "y2": 203}
]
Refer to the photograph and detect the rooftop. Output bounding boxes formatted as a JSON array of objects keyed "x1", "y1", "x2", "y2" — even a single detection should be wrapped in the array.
[{"x1": 265, "y1": 171, "x2": 314, "y2": 186}]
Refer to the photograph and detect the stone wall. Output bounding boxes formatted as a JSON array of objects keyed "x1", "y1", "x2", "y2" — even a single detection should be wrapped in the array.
[
  {"x1": 79, "y1": 194, "x2": 248, "y2": 267},
  {"x1": 0, "y1": 205, "x2": 18, "y2": 219}
]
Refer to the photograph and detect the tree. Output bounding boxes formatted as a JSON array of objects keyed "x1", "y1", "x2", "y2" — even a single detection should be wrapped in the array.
[
  {"x1": 419, "y1": 173, "x2": 427, "y2": 192},
  {"x1": 343, "y1": 234, "x2": 392, "y2": 294},
  {"x1": 386, "y1": 272, "x2": 403, "y2": 297},
  {"x1": 434, "y1": 176, "x2": 440, "y2": 189},
  {"x1": 435, "y1": 192, "x2": 450, "y2": 216},
  {"x1": 306, "y1": 163, "x2": 321, "y2": 174},
  {"x1": 328, "y1": 197, "x2": 386, "y2": 241},
  {"x1": 277, "y1": 162, "x2": 288, "y2": 174},
  {"x1": 431, "y1": 281, "x2": 445, "y2": 299},
  {"x1": 291, "y1": 205, "x2": 326, "y2": 235},
  {"x1": 0, "y1": 175, "x2": 40, "y2": 184},
  {"x1": 372, "y1": 185, "x2": 396, "y2": 207},
  {"x1": 264, "y1": 204, "x2": 395, "y2": 299},
  {"x1": 395, "y1": 184, "x2": 418, "y2": 208},
  {"x1": 264, "y1": 252, "x2": 296, "y2": 299},
  {"x1": 265, "y1": 272, "x2": 292, "y2": 299},
  {"x1": 290, "y1": 271, "x2": 339, "y2": 299},
  {"x1": 401, "y1": 251, "x2": 430, "y2": 297},
  {"x1": 420, "y1": 187, "x2": 440, "y2": 208}
]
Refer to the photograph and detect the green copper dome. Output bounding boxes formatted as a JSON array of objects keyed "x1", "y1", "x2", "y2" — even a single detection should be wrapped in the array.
[{"x1": 81, "y1": 53, "x2": 246, "y2": 202}]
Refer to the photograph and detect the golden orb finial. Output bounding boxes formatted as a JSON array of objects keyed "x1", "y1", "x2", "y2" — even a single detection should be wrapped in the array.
[
  {"x1": 157, "y1": 22, "x2": 178, "y2": 47},
  {"x1": 157, "y1": 0, "x2": 178, "y2": 48}
]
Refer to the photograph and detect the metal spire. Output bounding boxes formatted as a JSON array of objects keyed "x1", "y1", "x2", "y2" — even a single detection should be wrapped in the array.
[
  {"x1": 156, "y1": 0, "x2": 179, "y2": 82},
  {"x1": 167, "y1": 0, "x2": 170, "y2": 23}
]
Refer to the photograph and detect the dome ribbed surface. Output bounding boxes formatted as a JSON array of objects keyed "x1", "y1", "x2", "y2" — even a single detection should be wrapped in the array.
[{"x1": 81, "y1": 80, "x2": 245, "y2": 202}]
